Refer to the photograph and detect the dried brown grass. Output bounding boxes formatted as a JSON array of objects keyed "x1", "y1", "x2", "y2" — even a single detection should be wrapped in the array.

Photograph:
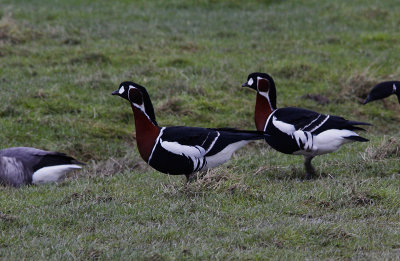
[
  {"x1": 339, "y1": 67, "x2": 379, "y2": 102},
  {"x1": 161, "y1": 167, "x2": 249, "y2": 197},
  {"x1": 0, "y1": 13, "x2": 35, "y2": 44},
  {"x1": 79, "y1": 150, "x2": 145, "y2": 178},
  {"x1": 362, "y1": 136, "x2": 400, "y2": 161}
]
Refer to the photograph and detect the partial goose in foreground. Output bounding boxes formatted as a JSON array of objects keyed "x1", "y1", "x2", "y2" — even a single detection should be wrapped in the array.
[
  {"x1": 363, "y1": 81, "x2": 400, "y2": 105},
  {"x1": 0, "y1": 147, "x2": 84, "y2": 187},
  {"x1": 242, "y1": 72, "x2": 371, "y2": 179},
  {"x1": 112, "y1": 81, "x2": 267, "y2": 181}
]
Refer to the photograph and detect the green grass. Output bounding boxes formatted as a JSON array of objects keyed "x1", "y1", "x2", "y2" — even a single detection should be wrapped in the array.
[{"x1": 1, "y1": 0, "x2": 400, "y2": 259}]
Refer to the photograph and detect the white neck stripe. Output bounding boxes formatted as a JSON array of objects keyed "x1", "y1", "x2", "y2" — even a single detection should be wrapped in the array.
[
  {"x1": 148, "y1": 127, "x2": 165, "y2": 163},
  {"x1": 259, "y1": 91, "x2": 273, "y2": 111},
  {"x1": 264, "y1": 109, "x2": 278, "y2": 131},
  {"x1": 132, "y1": 103, "x2": 156, "y2": 127}
]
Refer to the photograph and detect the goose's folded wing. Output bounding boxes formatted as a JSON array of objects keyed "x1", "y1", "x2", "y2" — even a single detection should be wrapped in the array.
[
  {"x1": 309, "y1": 116, "x2": 371, "y2": 135},
  {"x1": 160, "y1": 127, "x2": 219, "y2": 157},
  {"x1": 272, "y1": 107, "x2": 370, "y2": 136},
  {"x1": 272, "y1": 107, "x2": 324, "y2": 133}
]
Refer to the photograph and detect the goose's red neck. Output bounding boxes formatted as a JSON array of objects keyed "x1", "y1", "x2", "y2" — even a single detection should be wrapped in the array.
[
  {"x1": 131, "y1": 105, "x2": 160, "y2": 162},
  {"x1": 254, "y1": 92, "x2": 274, "y2": 131}
]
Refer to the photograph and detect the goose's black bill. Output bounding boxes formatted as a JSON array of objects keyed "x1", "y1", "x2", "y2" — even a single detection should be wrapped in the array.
[{"x1": 363, "y1": 96, "x2": 371, "y2": 104}]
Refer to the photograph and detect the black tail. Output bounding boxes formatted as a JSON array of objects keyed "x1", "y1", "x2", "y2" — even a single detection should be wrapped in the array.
[
  {"x1": 344, "y1": 136, "x2": 369, "y2": 142},
  {"x1": 35, "y1": 152, "x2": 85, "y2": 171},
  {"x1": 212, "y1": 128, "x2": 267, "y2": 140},
  {"x1": 346, "y1": 121, "x2": 372, "y2": 132},
  {"x1": 347, "y1": 121, "x2": 372, "y2": 126}
]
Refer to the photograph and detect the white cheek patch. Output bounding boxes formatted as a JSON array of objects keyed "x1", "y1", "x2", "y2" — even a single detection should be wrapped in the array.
[
  {"x1": 119, "y1": 87, "x2": 125, "y2": 94},
  {"x1": 247, "y1": 78, "x2": 254, "y2": 86},
  {"x1": 393, "y1": 84, "x2": 397, "y2": 93}
]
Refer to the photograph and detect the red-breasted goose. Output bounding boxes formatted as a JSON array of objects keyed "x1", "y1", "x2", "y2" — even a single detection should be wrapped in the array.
[
  {"x1": 112, "y1": 81, "x2": 267, "y2": 181},
  {"x1": 242, "y1": 72, "x2": 370, "y2": 179}
]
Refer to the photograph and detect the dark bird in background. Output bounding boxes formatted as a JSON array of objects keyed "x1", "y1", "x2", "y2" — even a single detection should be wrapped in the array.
[
  {"x1": 0, "y1": 147, "x2": 84, "y2": 187},
  {"x1": 112, "y1": 81, "x2": 267, "y2": 182},
  {"x1": 242, "y1": 72, "x2": 370, "y2": 179},
  {"x1": 363, "y1": 81, "x2": 400, "y2": 105}
]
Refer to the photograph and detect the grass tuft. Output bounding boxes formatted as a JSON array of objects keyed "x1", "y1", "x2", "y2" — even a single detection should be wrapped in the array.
[
  {"x1": 340, "y1": 67, "x2": 379, "y2": 102},
  {"x1": 0, "y1": 13, "x2": 24, "y2": 44},
  {"x1": 362, "y1": 136, "x2": 400, "y2": 161}
]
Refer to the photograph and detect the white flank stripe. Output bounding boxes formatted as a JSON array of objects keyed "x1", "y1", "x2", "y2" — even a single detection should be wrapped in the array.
[
  {"x1": 32, "y1": 164, "x2": 82, "y2": 184},
  {"x1": 160, "y1": 139, "x2": 205, "y2": 158},
  {"x1": 293, "y1": 131, "x2": 306, "y2": 147},
  {"x1": 301, "y1": 114, "x2": 321, "y2": 130},
  {"x1": 309, "y1": 115, "x2": 330, "y2": 133},
  {"x1": 306, "y1": 132, "x2": 313, "y2": 150},
  {"x1": 204, "y1": 132, "x2": 220, "y2": 154},
  {"x1": 148, "y1": 127, "x2": 164, "y2": 163},
  {"x1": 272, "y1": 116, "x2": 296, "y2": 135}
]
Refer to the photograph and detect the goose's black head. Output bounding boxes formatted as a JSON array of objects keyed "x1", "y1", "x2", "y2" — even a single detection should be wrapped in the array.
[
  {"x1": 112, "y1": 81, "x2": 157, "y2": 125},
  {"x1": 242, "y1": 72, "x2": 277, "y2": 109},
  {"x1": 363, "y1": 81, "x2": 400, "y2": 105}
]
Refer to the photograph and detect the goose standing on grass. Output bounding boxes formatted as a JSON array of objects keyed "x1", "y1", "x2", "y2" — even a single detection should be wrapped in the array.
[
  {"x1": 0, "y1": 147, "x2": 84, "y2": 187},
  {"x1": 363, "y1": 81, "x2": 400, "y2": 105},
  {"x1": 112, "y1": 81, "x2": 267, "y2": 181},
  {"x1": 242, "y1": 72, "x2": 371, "y2": 179}
]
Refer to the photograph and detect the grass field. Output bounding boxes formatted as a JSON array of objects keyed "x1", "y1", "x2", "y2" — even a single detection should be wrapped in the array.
[{"x1": 1, "y1": 0, "x2": 400, "y2": 259}]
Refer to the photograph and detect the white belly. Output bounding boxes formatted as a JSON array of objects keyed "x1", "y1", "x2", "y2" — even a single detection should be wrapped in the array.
[
  {"x1": 293, "y1": 129, "x2": 358, "y2": 157},
  {"x1": 204, "y1": 140, "x2": 250, "y2": 170}
]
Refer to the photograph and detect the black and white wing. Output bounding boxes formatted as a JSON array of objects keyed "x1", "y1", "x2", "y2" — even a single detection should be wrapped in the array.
[
  {"x1": 157, "y1": 126, "x2": 219, "y2": 158},
  {"x1": 265, "y1": 107, "x2": 370, "y2": 155},
  {"x1": 148, "y1": 126, "x2": 264, "y2": 175},
  {"x1": 269, "y1": 107, "x2": 369, "y2": 135},
  {"x1": 148, "y1": 126, "x2": 219, "y2": 174},
  {"x1": 159, "y1": 127, "x2": 264, "y2": 157}
]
